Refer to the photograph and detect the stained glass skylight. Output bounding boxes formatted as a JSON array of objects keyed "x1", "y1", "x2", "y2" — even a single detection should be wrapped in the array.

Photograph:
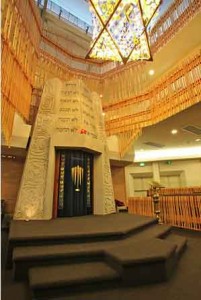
[{"x1": 86, "y1": 0, "x2": 162, "y2": 63}]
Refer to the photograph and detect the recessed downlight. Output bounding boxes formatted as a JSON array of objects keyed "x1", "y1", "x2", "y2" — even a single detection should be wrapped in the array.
[
  {"x1": 171, "y1": 129, "x2": 178, "y2": 135},
  {"x1": 195, "y1": 138, "x2": 201, "y2": 142},
  {"x1": 148, "y1": 69, "x2": 155, "y2": 76}
]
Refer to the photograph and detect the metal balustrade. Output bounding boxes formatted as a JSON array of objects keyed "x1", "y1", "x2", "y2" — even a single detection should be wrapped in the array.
[
  {"x1": 34, "y1": 0, "x2": 199, "y2": 78},
  {"x1": 35, "y1": 0, "x2": 93, "y2": 35},
  {"x1": 35, "y1": 0, "x2": 197, "y2": 50}
]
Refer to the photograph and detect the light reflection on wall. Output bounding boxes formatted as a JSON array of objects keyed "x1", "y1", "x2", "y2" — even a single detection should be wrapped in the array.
[{"x1": 135, "y1": 147, "x2": 201, "y2": 162}]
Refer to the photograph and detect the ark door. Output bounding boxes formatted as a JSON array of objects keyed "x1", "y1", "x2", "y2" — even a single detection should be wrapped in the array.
[{"x1": 53, "y1": 150, "x2": 93, "y2": 217}]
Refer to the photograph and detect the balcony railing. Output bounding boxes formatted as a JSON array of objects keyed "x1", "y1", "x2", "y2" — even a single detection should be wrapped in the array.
[
  {"x1": 128, "y1": 187, "x2": 201, "y2": 231},
  {"x1": 35, "y1": 0, "x2": 93, "y2": 35}
]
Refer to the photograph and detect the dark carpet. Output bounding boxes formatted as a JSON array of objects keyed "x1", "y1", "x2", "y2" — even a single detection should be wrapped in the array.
[
  {"x1": 9, "y1": 214, "x2": 157, "y2": 240},
  {"x1": 1, "y1": 227, "x2": 201, "y2": 300}
]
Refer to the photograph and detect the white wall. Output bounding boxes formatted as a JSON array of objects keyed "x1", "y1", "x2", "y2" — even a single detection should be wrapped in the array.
[
  {"x1": 159, "y1": 159, "x2": 201, "y2": 187},
  {"x1": 1, "y1": 113, "x2": 31, "y2": 148},
  {"x1": 125, "y1": 163, "x2": 153, "y2": 197},
  {"x1": 125, "y1": 159, "x2": 201, "y2": 197}
]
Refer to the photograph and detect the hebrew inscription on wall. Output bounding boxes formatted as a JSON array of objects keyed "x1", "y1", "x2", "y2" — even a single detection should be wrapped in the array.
[{"x1": 14, "y1": 78, "x2": 115, "y2": 219}]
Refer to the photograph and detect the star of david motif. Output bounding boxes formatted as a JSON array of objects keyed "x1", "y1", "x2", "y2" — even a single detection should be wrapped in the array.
[{"x1": 86, "y1": 0, "x2": 162, "y2": 64}]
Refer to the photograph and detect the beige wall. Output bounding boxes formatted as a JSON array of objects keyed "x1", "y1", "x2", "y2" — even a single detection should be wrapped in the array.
[
  {"x1": 125, "y1": 159, "x2": 201, "y2": 197},
  {"x1": 159, "y1": 159, "x2": 201, "y2": 187},
  {"x1": 111, "y1": 166, "x2": 127, "y2": 204},
  {"x1": 1, "y1": 158, "x2": 25, "y2": 214},
  {"x1": 43, "y1": 13, "x2": 91, "y2": 58},
  {"x1": 2, "y1": 156, "x2": 200, "y2": 215}
]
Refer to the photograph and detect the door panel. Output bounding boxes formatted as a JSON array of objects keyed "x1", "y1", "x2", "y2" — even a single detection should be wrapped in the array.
[{"x1": 54, "y1": 150, "x2": 93, "y2": 217}]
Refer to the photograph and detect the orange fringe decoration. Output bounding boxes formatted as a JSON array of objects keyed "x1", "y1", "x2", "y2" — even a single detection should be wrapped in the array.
[{"x1": 1, "y1": 0, "x2": 41, "y2": 143}]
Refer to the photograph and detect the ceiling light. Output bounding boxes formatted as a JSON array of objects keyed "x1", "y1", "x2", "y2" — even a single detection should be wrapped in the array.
[
  {"x1": 100, "y1": 94, "x2": 103, "y2": 98},
  {"x1": 148, "y1": 69, "x2": 155, "y2": 75},
  {"x1": 195, "y1": 138, "x2": 201, "y2": 142},
  {"x1": 86, "y1": 0, "x2": 162, "y2": 64},
  {"x1": 135, "y1": 146, "x2": 201, "y2": 162},
  {"x1": 102, "y1": 112, "x2": 106, "y2": 116},
  {"x1": 171, "y1": 129, "x2": 178, "y2": 135}
]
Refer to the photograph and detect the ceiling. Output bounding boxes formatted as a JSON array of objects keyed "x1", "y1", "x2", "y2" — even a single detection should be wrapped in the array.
[{"x1": 133, "y1": 102, "x2": 201, "y2": 161}]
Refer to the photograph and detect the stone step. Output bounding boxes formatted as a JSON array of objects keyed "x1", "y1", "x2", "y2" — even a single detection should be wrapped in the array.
[
  {"x1": 29, "y1": 238, "x2": 179, "y2": 299},
  {"x1": 7, "y1": 214, "x2": 157, "y2": 267},
  {"x1": 29, "y1": 262, "x2": 120, "y2": 299},
  {"x1": 124, "y1": 223, "x2": 172, "y2": 243},
  {"x1": 13, "y1": 223, "x2": 172, "y2": 280},
  {"x1": 106, "y1": 238, "x2": 177, "y2": 285},
  {"x1": 13, "y1": 243, "x2": 105, "y2": 281},
  {"x1": 164, "y1": 234, "x2": 187, "y2": 257},
  {"x1": 13, "y1": 224, "x2": 172, "y2": 262}
]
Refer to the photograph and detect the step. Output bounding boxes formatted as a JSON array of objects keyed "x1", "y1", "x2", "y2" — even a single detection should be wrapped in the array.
[
  {"x1": 13, "y1": 223, "x2": 172, "y2": 280},
  {"x1": 164, "y1": 234, "x2": 187, "y2": 257},
  {"x1": 13, "y1": 242, "x2": 106, "y2": 280},
  {"x1": 13, "y1": 224, "x2": 172, "y2": 262},
  {"x1": 7, "y1": 214, "x2": 157, "y2": 267},
  {"x1": 9, "y1": 214, "x2": 157, "y2": 243},
  {"x1": 124, "y1": 223, "x2": 172, "y2": 243},
  {"x1": 106, "y1": 238, "x2": 177, "y2": 285},
  {"x1": 29, "y1": 262, "x2": 120, "y2": 299}
]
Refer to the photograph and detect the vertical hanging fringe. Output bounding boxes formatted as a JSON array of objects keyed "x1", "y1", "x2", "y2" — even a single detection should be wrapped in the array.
[
  {"x1": 1, "y1": 0, "x2": 41, "y2": 144},
  {"x1": 104, "y1": 49, "x2": 201, "y2": 157}
]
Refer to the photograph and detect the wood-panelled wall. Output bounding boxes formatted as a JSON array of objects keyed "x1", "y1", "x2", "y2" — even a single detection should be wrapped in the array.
[
  {"x1": 1, "y1": 158, "x2": 25, "y2": 214},
  {"x1": 111, "y1": 166, "x2": 127, "y2": 204}
]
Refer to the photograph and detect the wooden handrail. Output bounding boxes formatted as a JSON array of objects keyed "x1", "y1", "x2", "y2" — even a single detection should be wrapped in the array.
[{"x1": 128, "y1": 187, "x2": 201, "y2": 231}]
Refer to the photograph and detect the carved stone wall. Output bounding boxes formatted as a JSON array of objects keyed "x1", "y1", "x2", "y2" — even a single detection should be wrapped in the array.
[
  {"x1": 14, "y1": 79, "x2": 61, "y2": 219},
  {"x1": 92, "y1": 92, "x2": 115, "y2": 214},
  {"x1": 14, "y1": 78, "x2": 115, "y2": 220}
]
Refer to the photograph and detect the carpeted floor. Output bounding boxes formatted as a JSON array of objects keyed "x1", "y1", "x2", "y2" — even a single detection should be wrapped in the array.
[
  {"x1": 9, "y1": 214, "x2": 157, "y2": 240},
  {"x1": 1, "y1": 227, "x2": 201, "y2": 300}
]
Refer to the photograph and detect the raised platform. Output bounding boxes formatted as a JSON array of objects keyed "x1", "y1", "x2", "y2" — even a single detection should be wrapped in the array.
[
  {"x1": 9, "y1": 214, "x2": 157, "y2": 241},
  {"x1": 7, "y1": 214, "x2": 157, "y2": 266},
  {"x1": 8, "y1": 213, "x2": 187, "y2": 299}
]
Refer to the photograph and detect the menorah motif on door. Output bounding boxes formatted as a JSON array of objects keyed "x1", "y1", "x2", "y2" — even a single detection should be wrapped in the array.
[{"x1": 71, "y1": 165, "x2": 84, "y2": 192}]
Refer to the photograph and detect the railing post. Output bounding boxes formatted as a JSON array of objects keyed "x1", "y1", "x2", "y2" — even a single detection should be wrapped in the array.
[
  {"x1": 149, "y1": 182, "x2": 163, "y2": 224},
  {"x1": 41, "y1": 0, "x2": 48, "y2": 18},
  {"x1": 152, "y1": 186, "x2": 162, "y2": 224}
]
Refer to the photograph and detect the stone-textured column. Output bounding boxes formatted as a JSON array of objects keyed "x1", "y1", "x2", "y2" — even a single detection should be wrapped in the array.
[{"x1": 14, "y1": 79, "x2": 115, "y2": 220}]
